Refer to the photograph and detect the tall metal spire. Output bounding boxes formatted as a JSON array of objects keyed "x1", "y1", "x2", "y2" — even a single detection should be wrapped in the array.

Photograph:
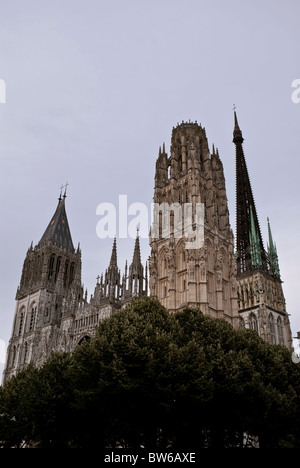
[
  {"x1": 249, "y1": 205, "x2": 263, "y2": 270},
  {"x1": 234, "y1": 111, "x2": 267, "y2": 275}
]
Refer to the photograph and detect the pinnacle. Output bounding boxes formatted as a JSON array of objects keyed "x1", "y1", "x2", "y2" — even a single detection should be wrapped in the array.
[
  {"x1": 109, "y1": 237, "x2": 118, "y2": 267},
  {"x1": 132, "y1": 230, "x2": 141, "y2": 266},
  {"x1": 233, "y1": 110, "x2": 244, "y2": 143}
]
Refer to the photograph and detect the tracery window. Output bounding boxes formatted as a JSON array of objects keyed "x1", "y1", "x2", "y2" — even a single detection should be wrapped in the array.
[
  {"x1": 54, "y1": 256, "x2": 61, "y2": 283},
  {"x1": 268, "y1": 313, "x2": 276, "y2": 344},
  {"x1": 64, "y1": 260, "x2": 70, "y2": 287},
  {"x1": 277, "y1": 316, "x2": 284, "y2": 345},
  {"x1": 29, "y1": 307, "x2": 36, "y2": 331},
  {"x1": 23, "y1": 342, "x2": 28, "y2": 364},
  {"x1": 48, "y1": 254, "x2": 55, "y2": 280},
  {"x1": 69, "y1": 262, "x2": 75, "y2": 286},
  {"x1": 248, "y1": 313, "x2": 258, "y2": 332},
  {"x1": 18, "y1": 311, "x2": 24, "y2": 336}
]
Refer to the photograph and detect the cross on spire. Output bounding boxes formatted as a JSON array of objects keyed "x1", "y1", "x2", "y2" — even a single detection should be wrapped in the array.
[
  {"x1": 63, "y1": 182, "x2": 69, "y2": 198},
  {"x1": 59, "y1": 182, "x2": 69, "y2": 200}
]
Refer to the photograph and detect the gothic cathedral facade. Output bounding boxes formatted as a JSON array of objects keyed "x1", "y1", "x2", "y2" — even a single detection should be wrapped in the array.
[{"x1": 2, "y1": 114, "x2": 293, "y2": 382}]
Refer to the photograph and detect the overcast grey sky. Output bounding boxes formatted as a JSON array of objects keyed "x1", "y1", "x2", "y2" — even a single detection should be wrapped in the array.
[{"x1": 1, "y1": 0, "x2": 299, "y2": 376}]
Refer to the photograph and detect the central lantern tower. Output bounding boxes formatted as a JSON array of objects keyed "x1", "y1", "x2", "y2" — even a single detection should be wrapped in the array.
[{"x1": 149, "y1": 121, "x2": 239, "y2": 324}]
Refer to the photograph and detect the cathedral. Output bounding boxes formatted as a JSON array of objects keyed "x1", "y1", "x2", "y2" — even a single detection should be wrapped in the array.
[{"x1": 2, "y1": 112, "x2": 293, "y2": 383}]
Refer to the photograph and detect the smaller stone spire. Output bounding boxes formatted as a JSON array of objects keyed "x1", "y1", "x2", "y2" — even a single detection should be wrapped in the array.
[
  {"x1": 109, "y1": 236, "x2": 118, "y2": 267},
  {"x1": 105, "y1": 237, "x2": 120, "y2": 302},
  {"x1": 267, "y1": 218, "x2": 281, "y2": 279},
  {"x1": 132, "y1": 229, "x2": 141, "y2": 267},
  {"x1": 128, "y1": 230, "x2": 145, "y2": 298}
]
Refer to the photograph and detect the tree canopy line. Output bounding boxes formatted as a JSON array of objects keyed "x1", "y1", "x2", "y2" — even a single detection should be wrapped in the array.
[{"x1": 0, "y1": 297, "x2": 299, "y2": 448}]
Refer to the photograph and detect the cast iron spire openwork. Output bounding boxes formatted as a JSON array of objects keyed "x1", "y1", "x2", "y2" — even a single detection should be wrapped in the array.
[{"x1": 233, "y1": 111, "x2": 268, "y2": 276}]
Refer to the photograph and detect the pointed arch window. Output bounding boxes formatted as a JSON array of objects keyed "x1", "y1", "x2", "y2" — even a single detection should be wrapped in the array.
[
  {"x1": 160, "y1": 254, "x2": 168, "y2": 278},
  {"x1": 18, "y1": 311, "x2": 24, "y2": 336},
  {"x1": 23, "y1": 342, "x2": 28, "y2": 364},
  {"x1": 29, "y1": 306, "x2": 36, "y2": 331},
  {"x1": 64, "y1": 260, "x2": 70, "y2": 287},
  {"x1": 178, "y1": 155, "x2": 182, "y2": 173},
  {"x1": 69, "y1": 262, "x2": 75, "y2": 286},
  {"x1": 48, "y1": 254, "x2": 56, "y2": 280},
  {"x1": 268, "y1": 313, "x2": 276, "y2": 344},
  {"x1": 54, "y1": 256, "x2": 61, "y2": 283},
  {"x1": 277, "y1": 316, "x2": 284, "y2": 345},
  {"x1": 248, "y1": 313, "x2": 258, "y2": 332}
]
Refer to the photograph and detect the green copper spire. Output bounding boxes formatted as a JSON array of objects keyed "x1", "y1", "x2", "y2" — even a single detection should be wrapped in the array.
[
  {"x1": 267, "y1": 217, "x2": 281, "y2": 279},
  {"x1": 249, "y1": 205, "x2": 263, "y2": 269}
]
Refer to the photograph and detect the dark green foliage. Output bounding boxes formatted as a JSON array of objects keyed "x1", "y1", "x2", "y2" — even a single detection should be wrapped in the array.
[{"x1": 1, "y1": 297, "x2": 299, "y2": 448}]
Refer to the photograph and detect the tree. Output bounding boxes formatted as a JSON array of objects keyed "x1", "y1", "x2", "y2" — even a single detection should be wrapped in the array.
[
  {"x1": 70, "y1": 298, "x2": 300, "y2": 448},
  {"x1": 0, "y1": 364, "x2": 39, "y2": 448},
  {"x1": 0, "y1": 353, "x2": 75, "y2": 448},
  {"x1": 1, "y1": 297, "x2": 299, "y2": 448}
]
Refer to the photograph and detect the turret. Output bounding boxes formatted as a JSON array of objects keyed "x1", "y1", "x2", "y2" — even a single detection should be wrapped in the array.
[{"x1": 154, "y1": 143, "x2": 169, "y2": 189}]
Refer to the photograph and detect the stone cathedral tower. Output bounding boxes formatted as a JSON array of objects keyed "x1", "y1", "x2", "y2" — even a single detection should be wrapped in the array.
[
  {"x1": 3, "y1": 192, "x2": 148, "y2": 382},
  {"x1": 149, "y1": 121, "x2": 239, "y2": 324},
  {"x1": 233, "y1": 111, "x2": 292, "y2": 350},
  {"x1": 3, "y1": 190, "x2": 83, "y2": 381}
]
